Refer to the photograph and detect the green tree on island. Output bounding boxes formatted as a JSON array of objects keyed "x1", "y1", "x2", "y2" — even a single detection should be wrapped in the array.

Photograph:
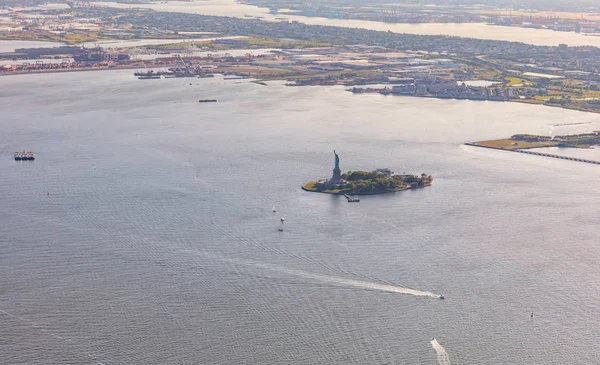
[{"x1": 343, "y1": 171, "x2": 432, "y2": 194}]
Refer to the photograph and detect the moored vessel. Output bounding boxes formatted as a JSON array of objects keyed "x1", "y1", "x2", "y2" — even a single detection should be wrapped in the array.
[{"x1": 14, "y1": 151, "x2": 35, "y2": 161}]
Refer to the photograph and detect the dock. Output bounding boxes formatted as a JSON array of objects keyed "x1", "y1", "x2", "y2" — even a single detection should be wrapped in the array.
[
  {"x1": 465, "y1": 143, "x2": 600, "y2": 165},
  {"x1": 344, "y1": 194, "x2": 360, "y2": 202}
]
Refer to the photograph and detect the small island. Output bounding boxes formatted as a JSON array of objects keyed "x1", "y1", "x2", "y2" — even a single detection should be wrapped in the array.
[{"x1": 302, "y1": 151, "x2": 433, "y2": 195}]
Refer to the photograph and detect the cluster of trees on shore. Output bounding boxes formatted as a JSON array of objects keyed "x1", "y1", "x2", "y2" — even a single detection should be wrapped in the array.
[
  {"x1": 557, "y1": 132, "x2": 600, "y2": 147},
  {"x1": 511, "y1": 134, "x2": 553, "y2": 142},
  {"x1": 511, "y1": 132, "x2": 600, "y2": 147},
  {"x1": 341, "y1": 171, "x2": 432, "y2": 193}
]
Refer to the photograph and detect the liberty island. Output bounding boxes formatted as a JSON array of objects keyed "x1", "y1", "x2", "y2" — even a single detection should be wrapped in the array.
[{"x1": 302, "y1": 151, "x2": 433, "y2": 195}]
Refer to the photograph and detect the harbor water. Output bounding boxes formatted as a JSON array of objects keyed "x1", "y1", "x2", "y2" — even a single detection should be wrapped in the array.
[{"x1": 1, "y1": 70, "x2": 600, "y2": 364}]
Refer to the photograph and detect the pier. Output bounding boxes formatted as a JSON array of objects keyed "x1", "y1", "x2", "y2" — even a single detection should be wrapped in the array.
[
  {"x1": 465, "y1": 143, "x2": 600, "y2": 165},
  {"x1": 344, "y1": 194, "x2": 360, "y2": 202}
]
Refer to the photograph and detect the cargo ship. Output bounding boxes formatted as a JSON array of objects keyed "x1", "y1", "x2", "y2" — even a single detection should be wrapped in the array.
[{"x1": 14, "y1": 151, "x2": 35, "y2": 161}]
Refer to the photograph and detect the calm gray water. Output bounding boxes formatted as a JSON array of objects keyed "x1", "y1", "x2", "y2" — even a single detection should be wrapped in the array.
[
  {"x1": 1, "y1": 70, "x2": 600, "y2": 364},
  {"x1": 0, "y1": 40, "x2": 66, "y2": 53}
]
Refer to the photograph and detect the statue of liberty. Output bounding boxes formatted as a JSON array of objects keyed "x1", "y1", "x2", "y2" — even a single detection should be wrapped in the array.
[
  {"x1": 334, "y1": 150, "x2": 340, "y2": 170},
  {"x1": 331, "y1": 150, "x2": 342, "y2": 183}
]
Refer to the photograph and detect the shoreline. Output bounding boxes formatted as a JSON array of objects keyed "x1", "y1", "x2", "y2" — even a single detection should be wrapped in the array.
[
  {"x1": 301, "y1": 181, "x2": 431, "y2": 196},
  {"x1": 0, "y1": 64, "x2": 143, "y2": 77},
  {"x1": 3, "y1": 63, "x2": 600, "y2": 116},
  {"x1": 353, "y1": 90, "x2": 600, "y2": 116},
  {"x1": 512, "y1": 99, "x2": 600, "y2": 115}
]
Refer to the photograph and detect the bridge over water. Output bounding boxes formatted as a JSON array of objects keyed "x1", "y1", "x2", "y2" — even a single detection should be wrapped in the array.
[{"x1": 465, "y1": 143, "x2": 600, "y2": 165}]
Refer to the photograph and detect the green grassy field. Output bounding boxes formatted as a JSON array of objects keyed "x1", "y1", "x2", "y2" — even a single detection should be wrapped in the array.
[
  {"x1": 504, "y1": 76, "x2": 532, "y2": 86},
  {"x1": 302, "y1": 182, "x2": 348, "y2": 194},
  {"x1": 473, "y1": 139, "x2": 559, "y2": 150}
]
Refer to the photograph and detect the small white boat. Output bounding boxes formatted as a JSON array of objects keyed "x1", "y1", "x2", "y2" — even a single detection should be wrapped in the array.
[
  {"x1": 272, "y1": 206, "x2": 276, "y2": 213},
  {"x1": 278, "y1": 228, "x2": 284, "y2": 232},
  {"x1": 280, "y1": 217, "x2": 285, "y2": 222}
]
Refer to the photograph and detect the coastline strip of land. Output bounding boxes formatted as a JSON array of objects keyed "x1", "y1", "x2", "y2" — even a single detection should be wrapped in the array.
[{"x1": 466, "y1": 133, "x2": 600, "y2": 165}]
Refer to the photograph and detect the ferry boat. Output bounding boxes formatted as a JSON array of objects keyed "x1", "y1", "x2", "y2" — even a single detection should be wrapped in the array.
[{"x1": 14, "y1": 151, "x2": 35, "y2": 161}]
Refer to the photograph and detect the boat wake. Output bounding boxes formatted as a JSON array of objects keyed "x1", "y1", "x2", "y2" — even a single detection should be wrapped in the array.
[
  {"x1": 269, "y1": 265, "x2": 441, "y2": 298},
  {"x1": 430, "y1": 338, "x2": 451, "y2": 365},
  {"x1": 212, "y1": 254, "x2": 441, "y2": 299}
]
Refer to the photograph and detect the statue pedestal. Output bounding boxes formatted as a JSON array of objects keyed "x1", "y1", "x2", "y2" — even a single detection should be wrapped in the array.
[{"x1": 331, "y1": 167, "x2": 342, "y2": 183}]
